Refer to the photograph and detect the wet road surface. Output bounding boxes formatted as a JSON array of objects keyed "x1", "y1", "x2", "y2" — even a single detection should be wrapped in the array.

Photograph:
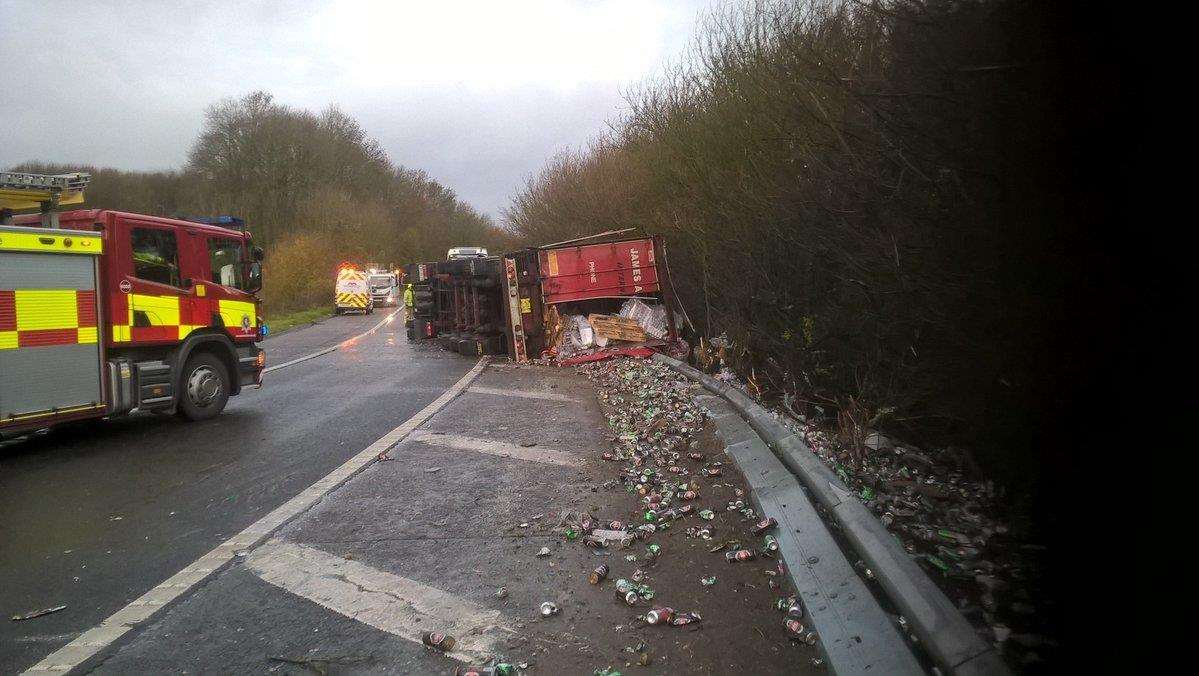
[{"x1": 0, "y1": 310, "x2": 475, "y2": 673}]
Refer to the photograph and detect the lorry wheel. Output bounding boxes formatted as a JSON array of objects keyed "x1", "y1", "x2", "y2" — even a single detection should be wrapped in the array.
[{"x1": 178, "y1": 352, "x2": 230, "y2": 421}]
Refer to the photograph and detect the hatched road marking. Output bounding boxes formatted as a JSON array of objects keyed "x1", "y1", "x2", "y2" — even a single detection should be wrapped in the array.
[
  {"x1": 247, "y1": 539, "x2": 515, "y2": 664},
  {"x1": 410, "y1": 431, "x2": 582, "y2": 467},
  {"x1": 465, "y1": 385, "x2": 579, "y2": 402},
  {"x1": 22, "y1": 355, "x2": 489, "y2": 675}
]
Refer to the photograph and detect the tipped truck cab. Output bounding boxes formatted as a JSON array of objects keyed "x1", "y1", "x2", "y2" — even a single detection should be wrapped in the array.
[{"x1": 2, "y1": 201, "x2": 265, "y2": 436}]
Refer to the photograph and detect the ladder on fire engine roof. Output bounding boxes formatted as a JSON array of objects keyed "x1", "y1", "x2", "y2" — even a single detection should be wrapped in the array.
[{"x1": 0, "y1": 171, "x2": 91, "y2": 228}]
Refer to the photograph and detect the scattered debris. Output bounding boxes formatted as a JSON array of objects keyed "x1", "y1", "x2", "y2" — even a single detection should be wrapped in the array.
[
  {"x1": 10, "y1": 605, "x2": 66, "y2": 621},
  {"x1": 726, "y1": 549, "x2": 756, "y2": 562},
  {"x1": 536, "y1": 547, "x2": 551, "y2": 557},
  {"x1": 268, "y1": 655, "x2": 371, "y2": 673},
  {"x1": 376, "y1": 452, "x2": 394, "y2": 461},
  {"x1": 561, "y1": 356, "x2": 823, "y2": 666},
  {"x1": 420, "y1": 631, "x2": 455, "y2": 652},
  {"x1": 752, "y1": 517, "x2": 777, "y2": 535},
  {"x1": 540, "y1": 601, "x2": 560, "y2": 617}
]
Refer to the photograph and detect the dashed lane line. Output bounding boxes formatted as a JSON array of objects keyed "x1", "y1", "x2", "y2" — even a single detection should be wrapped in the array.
[
  {"x1": 22, "y1": 355, "x2": 489, "y2": 675},
  {"x1": 262, "y1": 308, "x2": 402, "y2": 374}
]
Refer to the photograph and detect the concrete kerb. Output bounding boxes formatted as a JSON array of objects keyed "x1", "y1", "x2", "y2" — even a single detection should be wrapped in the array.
[{"x1": 653, "y1": 353, "x2": 1008, "y2": 676}]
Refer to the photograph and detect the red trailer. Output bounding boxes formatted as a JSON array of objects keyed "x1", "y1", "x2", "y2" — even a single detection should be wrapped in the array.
[{"x1": 501, "y1": 235, "x2": 679, "y2": 363}]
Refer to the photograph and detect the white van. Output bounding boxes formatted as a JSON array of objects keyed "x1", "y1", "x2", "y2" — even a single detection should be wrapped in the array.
[{"x1": 368, "y1": 272, "x2": 398, "y2": 306}]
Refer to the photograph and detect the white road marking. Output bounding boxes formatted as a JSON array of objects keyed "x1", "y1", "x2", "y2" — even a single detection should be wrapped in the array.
[
  {"x1": 466, "y1": 385, "x2": 579, "y2": 402},
  {"x1": 247, "y1": 539, "x2": 514, "y2": 663},
  {"x1": 410, "y1": 431, "x2": 582, "y2": 467},
  {"x1": 263, "y1": 308, "x2": 402, "y2": 374},
  {"x1": 22, "y1": 355, "x2": 489, "y2": 675}
]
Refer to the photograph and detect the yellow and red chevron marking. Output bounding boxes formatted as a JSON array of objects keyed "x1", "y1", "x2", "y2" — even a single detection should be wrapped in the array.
[
  {"x1": 336, "y1": 292, "x2": 368, "y2": 307},
  {"x1": 0, "y1": 289, "x2": 98, "y2": 350}
]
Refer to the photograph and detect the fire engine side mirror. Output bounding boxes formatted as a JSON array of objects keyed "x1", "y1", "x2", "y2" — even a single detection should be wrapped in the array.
[
  {"x1": 251, "y1": 246, "x2": 265, "y2": 262},
  {"x1": 246, "y1": 261, "x2": 263, "y2": 293}
]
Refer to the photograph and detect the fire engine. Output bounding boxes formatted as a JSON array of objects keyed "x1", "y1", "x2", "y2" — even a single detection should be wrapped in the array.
[{"x1": 0, "y1": 171, "x2": 265, "y2": 437}]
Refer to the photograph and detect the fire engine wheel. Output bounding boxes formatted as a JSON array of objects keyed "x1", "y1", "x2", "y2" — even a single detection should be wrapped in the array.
[{"x1": 178, "y1": 352, "x2": 230, "y2": 422}]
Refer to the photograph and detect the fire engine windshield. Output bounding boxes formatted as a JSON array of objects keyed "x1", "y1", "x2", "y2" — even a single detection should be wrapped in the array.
[
  {"x1": 208, "y1": 238, "x2": 247, "y2": 290},
  {"x1": 369, "y1": 275, "x2": 393, "y2": 288}
]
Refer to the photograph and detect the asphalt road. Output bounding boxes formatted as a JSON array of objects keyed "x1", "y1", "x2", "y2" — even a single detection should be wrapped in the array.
[{"x1": 0, "y1": 309, "x2": 475, "y2": 673}]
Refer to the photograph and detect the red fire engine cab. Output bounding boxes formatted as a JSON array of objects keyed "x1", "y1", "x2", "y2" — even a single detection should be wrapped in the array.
[{"x1": 1, "y1": 172, "x2": 265, "y2": 437}]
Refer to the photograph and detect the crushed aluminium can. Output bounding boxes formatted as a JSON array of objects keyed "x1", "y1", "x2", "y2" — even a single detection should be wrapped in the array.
[
  {"x1": 645, "y1": 607, "x2": 675, "y2": 625},
  {"x1": 671, "y1": 611, "x2": 702, "y2": 626},
  {"x1": 726, "y1": 549, "x2": 756, "y2": 562},
  {"x1": 752, "y1": 517, "x2": 778, "y2": 535},
  {"x1": 617, "y1": 589, "x2": 640, "y2": 606},
  {"x1": 422, "y1": 631, "x2": 456, "y2": 652},
  {"x1": 590, "y1": 564, "x2": 610, "y2": 585}
]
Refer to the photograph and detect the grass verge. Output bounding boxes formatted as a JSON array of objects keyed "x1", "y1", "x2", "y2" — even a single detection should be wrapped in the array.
[{"x1": 265, "y1": 307, "x2": 330, "y2": 336}]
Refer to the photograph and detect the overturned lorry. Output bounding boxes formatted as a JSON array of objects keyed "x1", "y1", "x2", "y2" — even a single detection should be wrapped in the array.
[{"x1": 403, "y1": 235, "x2": 680, "y2": 362}]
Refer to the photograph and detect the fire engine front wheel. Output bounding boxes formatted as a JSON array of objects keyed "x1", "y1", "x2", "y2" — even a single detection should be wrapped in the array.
[{"x1": 177, "y1": 352, "x2": 230, "y2": 421}]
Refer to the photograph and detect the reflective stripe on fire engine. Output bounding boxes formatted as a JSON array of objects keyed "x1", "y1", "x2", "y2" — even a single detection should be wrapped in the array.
[
  {"x1": 109, "y1": 295, "x2": 257, "y2": 342},
  {"x1": 131, "y1": 293, "x2": 181, "y2": 326},
  {"x1": 0, "y1": 288, "x2": 99, "y2": 349},
  {"x1": 218, "y1": 299, "x2": 258, "y2": 329},
  {"x1": 0, "y1": 228, "x2": 103, "y2": 255},
  {"x1": 14, "y1": 289, "x2": 77, "y2": 330},
  {"x1": 111, "y1": 293, "x2": 179, "y2": 342}
]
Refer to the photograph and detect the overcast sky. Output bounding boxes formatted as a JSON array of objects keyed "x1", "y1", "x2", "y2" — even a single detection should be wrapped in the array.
[{"x1": 0, "y1": 0, "x2": 714, "y2": 219}]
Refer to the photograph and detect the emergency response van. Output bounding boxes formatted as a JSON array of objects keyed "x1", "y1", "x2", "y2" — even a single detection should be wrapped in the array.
[{"x1": 334, "y1": 266, "x2": 373, "y2": 314}]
